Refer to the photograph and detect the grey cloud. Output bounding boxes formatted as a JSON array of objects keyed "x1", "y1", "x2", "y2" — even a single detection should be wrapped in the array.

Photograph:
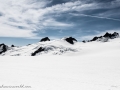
[
  {"x1": 0, "y1": 12, "x2": 4, "y2": 16},
  {"x1": 96, "y1": 8, "x2": 120, "y2": 18}
]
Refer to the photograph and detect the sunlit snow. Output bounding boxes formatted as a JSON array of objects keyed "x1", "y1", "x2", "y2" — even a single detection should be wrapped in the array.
[{"x1": 0, "y1": 38, "x2": 120, "y2": 90}]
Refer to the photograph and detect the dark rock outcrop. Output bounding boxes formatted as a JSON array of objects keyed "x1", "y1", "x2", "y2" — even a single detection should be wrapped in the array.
[
  {"x1": 83, "y1": 32, "x2": 119, "y2": 43},
  {"x1": 82, "y1": 40, "x2": 86, "y2": 43},
  {"x1": 0, "y1": 43, "x2": 8, "y2": 54},
  {"x1": 103, "y1": 32, "x2": 112, "y2": 38},
  {"x1": 27, "y1": 44, "x2": 31, "y2": 46},
  {"x1": 111, "y1": 32, "x2": 119, "y2": 39},
  {"x1": 91, "y1": 36, "x2": 99, "y2": 41},
  {"x1": 90, "y1": 36, "x2": 103, "y2": 41},
  {"x1": 11, "y1": 45, "x2": 15, "y2": 47},
  {"x1": 103, "y1": 32, "x2": 119, "y2": 39},
  {"x1": 40, "y1": 37, "x2": 50, "y2": 42},
  {"x1": 64, "y1": 37, "x2": 77, "y2": 44},
  {"x1": 31, "y1": 47, "x2": 45, "y2": 56}
]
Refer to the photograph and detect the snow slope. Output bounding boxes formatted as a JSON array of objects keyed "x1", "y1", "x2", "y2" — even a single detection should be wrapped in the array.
[
  {"x1": 0, "y1": 39, "x2": 79, "y2": 56},
  {"x1": 0, "y1": 37, "x2": 120, "y2": 56},
  {"x1": 0, "y1": 38, "x2": 120, "y2": 90}
]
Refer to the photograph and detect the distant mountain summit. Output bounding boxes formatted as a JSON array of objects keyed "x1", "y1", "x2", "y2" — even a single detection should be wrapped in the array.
[
  {"x1": 63, "y1": 37, "x2": 77, "y2": 44},
  {"x1": 83, "y1": 32, "x2": 119, "y2": 43},
  {"x1": 40, "y1": 37, "x2": 50, "y2": 42},
  {"x1": 103, "y1": 32, "x2": 119, "y2": 39}
]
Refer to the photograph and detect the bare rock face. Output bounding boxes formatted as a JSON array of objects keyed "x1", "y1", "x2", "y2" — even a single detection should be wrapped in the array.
[
  {"x1": 82, "y1": 40, "x2": 86, "y2": 43},
  {"x1": 64, "y1": 37, "x2": 77, "y2": 44},
  {"x1": 82, "y1": 32, "x2": 119, "y2": 43},
  {"x1": 103, "y1": 32, "x2": 119, "y2": 39},
  {"x1": 111, "y1": 32, "x2": 119, "y2": 39},
  {"x1": 31, "y1": 47, "x2": 45, "y2": 56},
  {"x1": 11, "y1": 45, "x2": 15, "y2": 47},
  {"x1": 103, "y1": 32, "x2": 112, "y2": 38},
  {"x1": 40, "y1": 37, "x2": 50, "y2": 42},
  {"x1": 0, "y1": 43, "x2": 8, "y2": 54},
  {"x1": 91, "y1": 36, "x2": 100, "y2": 41},
  {"x1": 90, "y1": 32, "x2": 119, "y2": 42}
]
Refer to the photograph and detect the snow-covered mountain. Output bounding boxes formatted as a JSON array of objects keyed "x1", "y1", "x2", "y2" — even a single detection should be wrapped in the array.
[
  {"x1": 0, "y1": 32, "x2": 119, "y2": 56},
  {"x1": 0, "y1": 37, "x2": 79, "y2": 56},
  {"x1": 0, "y1": 33, "x2": 120, "y2": 90},
  {"x1": 83, "y1": 32, "x2": 119, "y2": 42}
]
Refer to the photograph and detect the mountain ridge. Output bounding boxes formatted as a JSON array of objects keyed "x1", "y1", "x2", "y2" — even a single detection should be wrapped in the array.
[{"x1": 0, "y1": 32, "x2": 119, "y2": 56}]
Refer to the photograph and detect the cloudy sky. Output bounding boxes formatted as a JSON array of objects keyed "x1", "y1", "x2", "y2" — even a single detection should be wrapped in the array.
[{"x1": 0, "y1": 0, "x2": 120, "y2": 46}]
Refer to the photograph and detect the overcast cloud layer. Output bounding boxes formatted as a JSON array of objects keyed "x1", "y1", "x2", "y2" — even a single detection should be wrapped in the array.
[{"x1": 0, "y1": 0, "x2": 120, "y2": 44}]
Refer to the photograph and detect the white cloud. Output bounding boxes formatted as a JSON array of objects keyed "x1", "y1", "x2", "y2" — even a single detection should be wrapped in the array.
[
  {"x1": 0, "y1": 0, "x2": 119, "y2": 38},
  {"x1": 0, "y1": 0, "x2": 77, "y2": 38},
  {"x1": 70, "y1": 13, "x2": 120, "y2": 22},
  {"x1": 42, "y1": 19, "x2": 73, "y2": 27},
  {"x1": 0, "y1": 23, "x2": 36, "y2": 38}
]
